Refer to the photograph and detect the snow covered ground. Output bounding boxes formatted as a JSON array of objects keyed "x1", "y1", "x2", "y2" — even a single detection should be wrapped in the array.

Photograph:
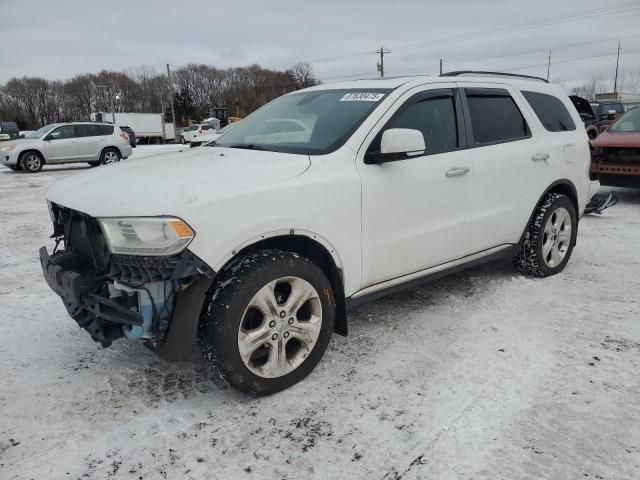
[{"x1": 1, "y1": 145, "x2": 639, "y2": 479}]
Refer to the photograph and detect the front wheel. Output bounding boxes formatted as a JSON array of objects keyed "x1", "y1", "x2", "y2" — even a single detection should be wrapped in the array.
[
  {"x1": 19, "y1": 151, "x2": 44, "y2": 172},
  {"x1": 514, "y1": 193, "x2": 577, "y2": 277},
  {"x1": 199, "y1": 249, "x2": 335, "y2": 395}
]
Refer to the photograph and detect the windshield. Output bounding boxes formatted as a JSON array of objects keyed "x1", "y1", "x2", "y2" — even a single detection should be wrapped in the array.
[
  {"x1": 216, "y1": 89, "x2": 392, "y2": 154},
  {"x1": 609, "y1": 107, "x2": 640, "y2": 133},
  {"x1": 26, "y1": 124, "x2": 57, "y2": 139}
]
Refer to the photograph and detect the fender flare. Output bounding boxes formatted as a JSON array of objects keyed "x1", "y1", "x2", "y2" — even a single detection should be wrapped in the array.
[
  {"x1": 211, "y1": 228, "x2": 345, "y2": 279},
  {"x1": 518, "y1": 179, "x2": 579, "y2": 248}
]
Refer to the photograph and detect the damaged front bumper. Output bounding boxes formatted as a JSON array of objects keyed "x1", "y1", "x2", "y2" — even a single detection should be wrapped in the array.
[
  {"x1": 39, "y1": 205, "x2": 215, "y2": 360},
  {"x1": 40, "y1": 247, "x2": 144, "y2": 345}
]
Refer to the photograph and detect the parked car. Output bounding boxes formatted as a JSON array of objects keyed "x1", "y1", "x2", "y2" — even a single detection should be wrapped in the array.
[
  {"x1": 119, "y1": 125, "x2": 137, "y2": 148},
  {"x1": 590, "y1": 106, "x2": 640, "y2": 188},
  {"x1": 570, "y1": 95, "x2": 599, "y2": 139},
  {"x1": 594, "y1": 101, "x2": 625, "y2": 133},
  {"x1": 0, "y1": 121, "x2": 20, "y2": 142},
  {"x1": 189, "y1": 122, "x2": 237, "y2": 148},
  {"x1": 40, "y1": 73, "x2": 593, "y2": 395},
  {"x1": 0, "y1": 122, "x2": 132, "y2": 172},
  {"x1": 179, "y1": 124, "x2": 216, "y2": 144}
]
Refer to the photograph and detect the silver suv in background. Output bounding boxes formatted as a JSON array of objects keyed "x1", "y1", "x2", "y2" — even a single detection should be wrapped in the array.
[{"x1": 0, "y1": 122, "x2": 133, "y2": 172}]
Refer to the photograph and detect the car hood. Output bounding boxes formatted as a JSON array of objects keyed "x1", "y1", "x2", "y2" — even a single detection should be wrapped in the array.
[
  {"x1": 47, "y1": 147, "x2": 311, "y2": 217},
  {"x1": 591, "y1": 131, "x2": 640, "y2": 149},
  {"x1": 1, "y1": 138, "x2": 35, "y2": 147},
  {"x1": 569, "y1": 95, "x2": 595, "y2": 118}
]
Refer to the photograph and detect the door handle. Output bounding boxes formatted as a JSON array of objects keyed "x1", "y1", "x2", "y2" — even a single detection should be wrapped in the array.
[
  {"x1": 532, "y1": 153, "x2": 550, "y2": 162},
  {"x1": 445, "y1": 167, "x2": 470, "y2": 177}
]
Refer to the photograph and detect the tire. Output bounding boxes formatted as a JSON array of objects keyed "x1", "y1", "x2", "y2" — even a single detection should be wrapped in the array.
[
  {"x1": 100, "y1": 148, "x2": 121, "y2": 165},
  {"x1": 199, "y1": 249, "x2": 335, "y2": 395},
  {"x1": 19, "y1": 151, "x2": 44, "y2": 172},
  {"x1": 514, "y1": 193, "x2": 577, "y2": 277},
  {"x1": 180, "y1": 136, "x2": 186, "y2": 145}
]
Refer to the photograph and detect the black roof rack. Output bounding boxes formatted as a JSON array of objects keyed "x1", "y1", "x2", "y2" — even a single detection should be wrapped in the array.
[{"x1": 441, "y1": 71, "x2": 548, "y2": 83}]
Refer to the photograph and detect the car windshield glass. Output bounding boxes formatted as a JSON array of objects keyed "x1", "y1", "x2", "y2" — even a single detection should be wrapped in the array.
[
  {"x1": 26, "y1": 124, "x2": 56, "y2": 139},
  {"x1": 609, "y1": 108, "x2": 640, "y2": 133},
  {"x1": 216, "y1": 89, "x2": 392, "y2": 154}
]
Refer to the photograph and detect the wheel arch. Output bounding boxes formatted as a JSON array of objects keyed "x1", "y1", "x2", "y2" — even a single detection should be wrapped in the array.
[
  {"x1": 519, "y1": 179, "x2": 579, "y2": 247},
  {"x1": 101, "y1": 145, "x2": 122, "y2": 159},
  {"x1": 213, "y1": 231, "x2": 348, "y2": 336},
  {"x1": 19, "y1": 148, "x2": 46, "y2": 164}
]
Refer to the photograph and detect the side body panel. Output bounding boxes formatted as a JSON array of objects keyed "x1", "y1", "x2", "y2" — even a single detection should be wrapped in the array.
[{"x1": 353, "y1": 83, "x2": 472, "y2": 286}]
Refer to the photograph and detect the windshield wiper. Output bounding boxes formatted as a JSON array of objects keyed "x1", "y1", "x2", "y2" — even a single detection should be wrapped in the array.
[{"x1": 227, "y1": 144, "x2": 268, "y2": 151}]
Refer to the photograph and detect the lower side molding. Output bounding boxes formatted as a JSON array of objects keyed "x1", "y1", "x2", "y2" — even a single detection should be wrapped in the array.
[{"x1": 346, "y1": 244, "x2": 517, "y2": 309}]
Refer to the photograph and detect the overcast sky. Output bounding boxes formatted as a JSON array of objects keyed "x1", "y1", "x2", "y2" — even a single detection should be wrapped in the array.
[{"x1": 2, "y1": 0, "x2": 640, "y2": 89}]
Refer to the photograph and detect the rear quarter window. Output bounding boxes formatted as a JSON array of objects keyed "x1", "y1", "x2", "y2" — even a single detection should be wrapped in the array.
[
  {"x1": 97, "y1": 125, "x2": 114, "y2": 135},
  {"x1": 522, "y1": 91, "x2": 576, "y2": 132}
]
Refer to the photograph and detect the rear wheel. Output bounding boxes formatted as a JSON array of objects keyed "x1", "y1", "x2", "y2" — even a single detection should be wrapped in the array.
[
  {"x1": 199, "y1": 249, "x2": 335, "y2": 395},
  {"x1": 87, "y1": 161, "x2": 100, "y2": 167},
  {"x1": 19, "y1": 151, "x2": 44, "y2": 172},
  {"x1": 180, "y1": 136, "x2": 186, "y2": 144},
  {"x1": 100, "y1": 148, "x2": 120, "y2": 165},
  {"x1": 514, "y1": 193, "x2": 577, "y2": 277}
]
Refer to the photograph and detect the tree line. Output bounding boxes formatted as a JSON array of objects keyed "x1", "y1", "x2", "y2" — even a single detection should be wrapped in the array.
[{"x1": 0, "y1": 63, "x2": 317, "y2": 130}]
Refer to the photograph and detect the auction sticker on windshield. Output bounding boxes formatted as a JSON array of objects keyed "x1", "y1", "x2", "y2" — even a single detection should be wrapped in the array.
[{"x1": 340, "y1": 93, "x2": 385, "y2": 102}]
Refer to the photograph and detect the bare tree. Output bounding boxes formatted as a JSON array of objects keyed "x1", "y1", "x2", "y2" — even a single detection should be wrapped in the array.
[
  {"x1": 0, "y1": 62, "x2": 316, "y2": 129},
  {"x1": 572, "y1": 76, "x2": 609, "y2": 101},
  {"x1": 286, "y1": 63, "x2": 317, "y2": 89}
]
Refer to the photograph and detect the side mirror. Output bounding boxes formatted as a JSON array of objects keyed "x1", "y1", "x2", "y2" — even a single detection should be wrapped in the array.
[{"x1": 365, "y1": 128, "x2": 426, "y2": 164}]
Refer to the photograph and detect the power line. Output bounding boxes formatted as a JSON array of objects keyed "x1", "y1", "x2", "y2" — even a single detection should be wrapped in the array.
[
  {"x1": 321, "y1": 47, "x2": 640, "y2": 82},
  {"x1": 270, "y1": 0, "x2": 640, "y2": 69},
  {"x1": 380, "y1": 33, "x2": 640, "y2": 77},
  {"x1": 389, "y1": 1, "x2": 640, "y2": 55},
  {"x1": 502, "y1": 47, "x2": 640, "y2": 74}
]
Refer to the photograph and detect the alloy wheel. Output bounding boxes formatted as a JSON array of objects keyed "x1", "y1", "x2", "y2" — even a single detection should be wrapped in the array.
[
  {"x1": 23, "y1": 154, "x2": 42, "y2": 171},
  {"x1": 238, "y1": 276, "x2": 322, "y2": 378},
  {"x1": 103, "y1": 151, "x2": 119, "y2": 164},
  {"x1": 542, "y1": 207, "x2": 572, "y2": 268}
]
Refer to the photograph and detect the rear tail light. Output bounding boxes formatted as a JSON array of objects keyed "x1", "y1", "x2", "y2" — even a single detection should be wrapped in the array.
[{"x1": 120, "y1": 132, "x2": 129, "y2": 141}]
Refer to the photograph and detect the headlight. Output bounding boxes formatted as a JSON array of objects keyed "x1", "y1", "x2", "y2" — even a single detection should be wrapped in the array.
[
  {"x1": 98, "y1": 217, "x2": 195, "y2": 256},
  {"x1": 0, "y1": 144, "x2": 16, "y2": 152}
]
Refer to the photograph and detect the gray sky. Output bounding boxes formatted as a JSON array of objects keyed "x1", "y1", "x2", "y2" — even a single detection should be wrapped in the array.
[{"x1": 2, "y1": 0, "x2": 640, "y2": 89}]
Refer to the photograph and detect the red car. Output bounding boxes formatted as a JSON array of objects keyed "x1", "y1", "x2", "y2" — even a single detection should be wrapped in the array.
[{"x1": 591, "y1": 107, "x2": 640, "y2": 188}]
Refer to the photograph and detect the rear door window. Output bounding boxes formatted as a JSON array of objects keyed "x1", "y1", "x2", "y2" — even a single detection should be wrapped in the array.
[
  {"x1": 75, "y1": 124, "x2": 100, "y2": 137},
  {"x1": 522, "y1": 91, "x2": 576, "y2": 132},
  {"x1": 464, "y1": 88, "x2": 530, "y2": 145}
]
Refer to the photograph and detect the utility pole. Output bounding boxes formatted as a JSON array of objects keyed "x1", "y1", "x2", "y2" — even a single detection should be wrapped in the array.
[
  {"x1": 376, "y1": 46, "x2": 390, "y2": 78},
  {"x1": 110, "y1": 95, "x2": 116, "y2": 124},
  {"x1": 439, "y1": 59, "x2": 443, "y2": 76},
  {"x1": 613, "y1": 41, "x2": 621, "y2": 94},
  {"x1": 166, "y1": 64, "x2": 178, "y2": 142},
  {"x1": 546, "y1": 50, "x2": 551, "y2": 81}
]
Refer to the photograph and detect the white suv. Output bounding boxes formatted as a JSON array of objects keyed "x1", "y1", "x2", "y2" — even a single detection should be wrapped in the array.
[
  {"x1": 0, "y1": 122, "x2": 132, "y2": 172},
  {"x1": 40, "y1": 73, "x2": 594, "y2": 395},
  {"x1": 179, "y1": 124, "x2": 217, "y2": 144}
]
